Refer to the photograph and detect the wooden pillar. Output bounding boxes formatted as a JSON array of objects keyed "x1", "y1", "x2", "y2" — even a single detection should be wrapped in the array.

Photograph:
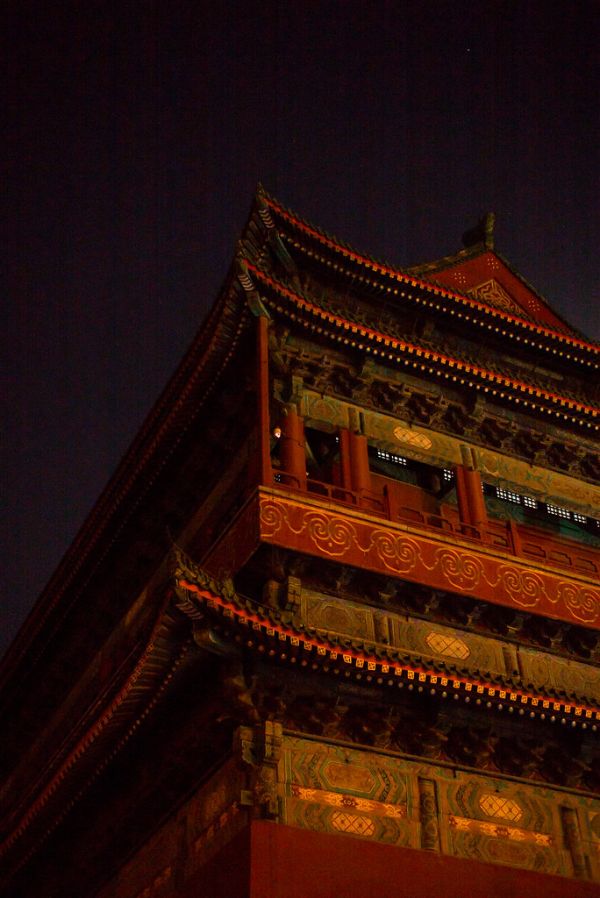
[
  {"x1": 507, "y1": 518, "x2": 522, "y2": 556},
  {"x1": 464, "y1": 467, "x2": 488, "y2": 528},
  {"x1": 457, "y1": 446, "x2": 487, "y2": 533},
  {"x1": 349, "y1": 431, "x2": 371, "y2": 495},
  {"x1": 338, "y1": 428, "x2": 353, "y2": 492},
  {"x1": 280, "y1": 407, "x2": 306, "y2": 490},
  {"x1": 454, "y1": 465, "x2": 472, "y2": 529},
  {"x1": 256, "y1": 314, "x2": 272, "y2": 486}
]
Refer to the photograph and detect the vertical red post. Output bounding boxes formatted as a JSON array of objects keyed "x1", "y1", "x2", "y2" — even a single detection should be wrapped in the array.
[
  {"x1": 280, "y1": 407, "x2": 306, "y2": 490},
  {"x1": 256, "y1": 314, "x2": 272, "y2": 487},
  {"x1": 464, "y1": 467, "x2": 488, "y2": 529},
  {"x1": 338, "y1": 428, "x2": 353, "y2": 494},
  {"x1": 507, "y1": 518, "x2": 522, "y2": 556},
  {"x1": 454, "y1": 465, "x2": 472, "y2": 530},
  {"x1": 456, "y1": 446, "x2": 488, "y2": 536},
  {"x1": 349, "y1": 431, "x2": 371, "y2": 496}
]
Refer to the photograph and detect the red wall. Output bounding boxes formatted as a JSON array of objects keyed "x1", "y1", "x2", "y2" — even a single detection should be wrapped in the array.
[
  {"x1": 248, "y1": 821, "x2": 600, "y2": 898},
  {"x1": 177, "y1": 826, "x2": 251, "y2": 898}
]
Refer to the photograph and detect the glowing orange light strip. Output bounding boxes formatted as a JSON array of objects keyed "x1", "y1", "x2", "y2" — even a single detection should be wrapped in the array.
[
  {"x1": 178, "y1": 580, "x2": 599, "y2": 722},
  {"x1": 246, "y1": 263, "x2": 599, "y2": 418},
  {"x1": 264, "y1": 196, "x2": 600, "y2": 357}
]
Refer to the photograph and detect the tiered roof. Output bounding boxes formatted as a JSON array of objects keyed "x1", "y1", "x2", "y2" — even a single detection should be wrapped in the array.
[
  {"x1": 1, "y1": 189, "x2": 598, "y2": 896},
  {"x1": 245, "y1": 189, "x2": 599, "y2": 435}
]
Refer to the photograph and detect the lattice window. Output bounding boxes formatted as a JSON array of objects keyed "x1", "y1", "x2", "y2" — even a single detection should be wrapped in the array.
[
  {"x1": 547, "y1": 503, "x2": 570, "y2": 520},
  {"x1": 376, "y1": 449, "x2": 407, "y2": 466},
  {"x1": 496, "y1": 486, "x2": 521, "y2": 504},
  {"x1": 522, "y1": 495, "x2": 537, "y2": 509},
  {"x1": 442, "y1": 468, "x2": 454, "y2": 482},
  {"x1": 479, "y1": 793, "x2": 522, "y2": 823}
]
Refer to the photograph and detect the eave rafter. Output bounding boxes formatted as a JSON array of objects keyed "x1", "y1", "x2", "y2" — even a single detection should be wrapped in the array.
[
  {"x1": 0, "y1": 286, "x2": 250, "y2": 696},
  {"x1": 0, "y1": 606, "x2": 193, "y2": 881},
  {"x1": 244, "y1": 261, "x2": 600, "y2": 431},
  {"x1": 261, "y1": 194, "x2": 600, "y2": 367},
  {"x1": 173, "y1": 556, "x2": 600, "y2": 730}
]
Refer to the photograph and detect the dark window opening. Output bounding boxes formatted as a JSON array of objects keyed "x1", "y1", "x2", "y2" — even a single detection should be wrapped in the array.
[
  {"x1": 368, "y1": 446, "x2": 454, "y2": 500},
  {"x1": 305, "y1": 427, "x2": 340, "y2": 484},
  {"x1": 483, "y1": 483, "x2": 599, "y2": 540}
]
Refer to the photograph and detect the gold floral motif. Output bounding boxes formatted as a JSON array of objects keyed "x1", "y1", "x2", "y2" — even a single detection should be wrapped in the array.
[
  {"x1": 260, "y1": 500, "x2": 284, "y2": 537},
  {"x1": 370, "y1": 531, "x2": 419, "y2": 574},
  {"x1": 449, "y1": 815, "x2": 551, "y2": 846},
  {"x1": 393, "y1": 425, "x2": 432, "y2": 450},
  {"x1": 290, "y1": 784, "x2": 406, "y2": 819},
  {"x1": 324, "y1": 762, "x2": 375, "y2": 793},
  {"x1": 469, "y1": 279, "x2": 522, "y2": 316},
  {"x1": 304, "y1": 512, "x2": 358, "y2": 557},
  {"x1": 304, "y1": 396, "x2": 347, "y2": 428},
  {"x1": 433, "y1": 549, "x2": 483, "y2": 590},
  {"x1": 556, "y1": 581, "x2": 599, "y2": 624},
  {"x1": 493, "y1": 566, "x2": 546, "y2": 608}
]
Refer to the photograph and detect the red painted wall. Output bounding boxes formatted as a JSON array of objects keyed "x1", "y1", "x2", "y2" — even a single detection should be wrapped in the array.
[
  {"x1": 248, "y1": 821, "x2": 600, "y2": 898},
  {"x1": 178, "y1": 826, "x2": 251, "y2": 898}
]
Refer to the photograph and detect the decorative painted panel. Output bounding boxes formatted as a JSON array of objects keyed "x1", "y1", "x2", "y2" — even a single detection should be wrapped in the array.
[
  {"x1": 299, "y1": 587, "x2": 600, "y2": 704},
  {"x1": 302, "y1": 591, "x2": 375, "y2": 641},
  {"x1": 302, "y1": 390, "x2": 600, "y2": 516},
  {"x1": 100, "y1": 727, "x2": 600, "y2": 894},
  {"x1": 301, "y1": 588, "x2": 508, "y2": 679},
  {"x1": 280, "y1": 733, "x2": 600, "y2": 883},
  {"x1": 259, "y1": 489, "x2": 600, "y2": 629},
  {"x1": 519, "y1": 647, "x2": 600, "y2": 703},
  {"x1": 281, "y1": 735, "x2": 415, "y2": 849}
]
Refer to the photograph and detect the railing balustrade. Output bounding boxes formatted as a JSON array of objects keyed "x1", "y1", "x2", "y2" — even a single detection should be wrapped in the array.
[{"x1": 272, "y1": 468, "x2": 598, "y2": 577}]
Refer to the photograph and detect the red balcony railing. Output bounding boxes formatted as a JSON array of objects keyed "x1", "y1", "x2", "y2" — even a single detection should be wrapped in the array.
[{"x1": 272, "y1": 468, "x2": 599, "y2": 578}]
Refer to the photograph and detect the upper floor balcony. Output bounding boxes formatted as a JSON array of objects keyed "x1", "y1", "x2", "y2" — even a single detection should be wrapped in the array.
[
  {"x1": 202, "y1": 399, "x2": 600, "y2": 632},
  {"x1": 274, "y1": 468, "x2": 599, "y2": 581}
]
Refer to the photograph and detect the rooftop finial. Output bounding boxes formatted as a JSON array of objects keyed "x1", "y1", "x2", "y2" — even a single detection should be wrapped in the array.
[{"x1": 462, "y1": 212, "x2": 495, "y2": 250}]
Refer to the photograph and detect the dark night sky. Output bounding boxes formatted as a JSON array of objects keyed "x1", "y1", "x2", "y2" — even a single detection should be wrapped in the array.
[{"x1": 3, "y1": 1, "x2": 599, "y2": 659}]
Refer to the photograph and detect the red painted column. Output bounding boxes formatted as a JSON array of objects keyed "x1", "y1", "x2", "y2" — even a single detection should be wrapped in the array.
[
  {"x1": 256, "y1": 314, "x2": 272, "y2": 487},
  {"x1": 454, "y1": 465, "x2": 472, "y2": 530},
  {"x1": 457, "y1": 447, "x2": 488, "y2": 534},
  {"x1": 349, "y1": 431, "x2": 371, "y2": 496},
  {"x1": 280, "y1": 407, "x2": 306, "y2": 490},
  {"x1": 507, "y1": 518, "x2": 522, "y2": 556},
  {"x1": 464, "y1": 468, "x2": 487, "y2": 527},
  {"x1": 338, "y1": 428, "x2": 353, "y2": 494}
]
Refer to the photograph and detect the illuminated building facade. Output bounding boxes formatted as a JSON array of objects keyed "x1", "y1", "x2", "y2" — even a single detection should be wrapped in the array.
[{"x1": 1, "y1": 190, "x2": 599, "y2": 897}]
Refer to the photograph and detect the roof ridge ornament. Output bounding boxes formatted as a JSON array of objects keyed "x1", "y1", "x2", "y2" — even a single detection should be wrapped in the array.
[{"x1": 462, "y1": 212, "x2": 495, "y2": 251}]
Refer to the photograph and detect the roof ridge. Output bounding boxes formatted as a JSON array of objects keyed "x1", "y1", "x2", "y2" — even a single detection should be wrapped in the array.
[
  {"x1": 493, "y1": 249, "x2": 591, "y2": 341},
  {"x1": 245, "y1": 261, "x2": 600, "y2": 422},
  {"x1": 259, "y1": 191, "x2": 600, "y2": 355}
]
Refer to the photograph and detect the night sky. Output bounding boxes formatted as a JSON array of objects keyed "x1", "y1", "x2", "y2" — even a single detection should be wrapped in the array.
[{"x1": 3, "y1": 1, "x2": 599, "y2": 659}]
